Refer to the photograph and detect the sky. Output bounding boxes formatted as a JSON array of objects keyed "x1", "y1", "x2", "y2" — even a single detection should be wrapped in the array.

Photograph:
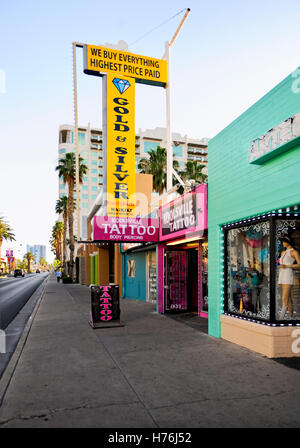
[{"x1": 1, "y1": 0, "x2": 300, "y2": 262}]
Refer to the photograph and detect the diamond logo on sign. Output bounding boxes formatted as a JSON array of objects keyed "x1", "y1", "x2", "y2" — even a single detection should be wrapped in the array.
[{"x1": 113, "y1": 78, "x2": 130, "y2": 94}]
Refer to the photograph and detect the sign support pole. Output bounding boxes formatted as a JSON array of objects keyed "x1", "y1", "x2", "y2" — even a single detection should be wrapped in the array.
[
  {"x1": 73, "y1": 42, "x2": 81, "y2": 242},
  {"x1": 164, "y1": 8, "x2": 191, "y2": 198},
  {"x1": 166, "y1": 41, "x2": 172, "y2": 194}
]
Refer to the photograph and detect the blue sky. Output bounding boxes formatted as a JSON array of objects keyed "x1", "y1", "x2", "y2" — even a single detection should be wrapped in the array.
[{"x1": 1, "y1": 0, "x2": 300, "y2": 262}]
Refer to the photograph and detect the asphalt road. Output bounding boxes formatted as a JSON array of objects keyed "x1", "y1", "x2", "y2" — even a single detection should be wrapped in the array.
[{"x1": 0, "y1": 273, "x2": 48, "y2": 330}]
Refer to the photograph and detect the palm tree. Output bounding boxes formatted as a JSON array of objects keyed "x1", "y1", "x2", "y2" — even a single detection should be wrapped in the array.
[
  {"x1": 138, "y1": 146, "x2": 179, "y2": 195},
  {"x1": 55, "y1": 196, "x2": 69, "y2": 272},
  {"x1": 138, "y1": 146, "x2": 166, "y2": 194},
  {"x1": 55, "y1": 152, "x2": 88, "y2": 278},
  {"x1": 0, "y1": 216, "x2": 15, "y2": 259},
  {"x1": 177, "y1": 160, "x2": 208, "y2": 194},
  {"x1": 24, "y1": 252, "x2": 34, "y2": 274},
  {"x1": 50, "y1": 221, "x2": 64, "y2": 262},
  {"x1": 181, "y1": 160, "x2": 208, "y2": 184}
]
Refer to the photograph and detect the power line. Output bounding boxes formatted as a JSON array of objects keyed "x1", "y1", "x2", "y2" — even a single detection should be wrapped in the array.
[{"x1": 121, "y1": 8, "x2": 188, "y2": 50}]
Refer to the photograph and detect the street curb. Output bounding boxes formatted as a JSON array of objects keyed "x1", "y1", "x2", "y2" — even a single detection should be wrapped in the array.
[{"x1": 0, "y1": 275, "x2": 49, "y2": 407}]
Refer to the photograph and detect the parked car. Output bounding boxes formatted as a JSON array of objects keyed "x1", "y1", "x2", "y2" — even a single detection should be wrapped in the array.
[
  {"x1": 14, "y1": 269, "x2": 25, "y2": 277},
  {"x1": 36, "y1": 269, "x2": 40, "y2": 273}
]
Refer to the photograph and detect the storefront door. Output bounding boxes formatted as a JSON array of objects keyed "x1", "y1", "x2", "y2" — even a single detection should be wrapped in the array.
[
  {"x1": 188, "y1": 248, "x2": 199, "y2": 311},
  {"x1": 164, "y1": 251, "x2": 187, "y2": 312}
]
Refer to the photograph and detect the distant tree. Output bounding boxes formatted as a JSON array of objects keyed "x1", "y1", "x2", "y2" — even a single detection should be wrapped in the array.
[
  {"x1": 55, "y1": 196, "x2": 69, "y2": 272},
  {"x1": 24, "y1": 252, "x2": 35, "y2": 274},
  {"x1": 138, "y1": 146, "x2": 180, "y2": 195},
  {"x1": 55, "y1": 153, "x2": 88, "y2": 278},
  {"x1": 0, "y1": 216, "x2": 15, "y2": 259},
  {"x1": 50, "y1": 221, "x2": 64, "y2": 262},
  {"x1": 177, "y1": 160, "x2": 208, "y2": 194}
]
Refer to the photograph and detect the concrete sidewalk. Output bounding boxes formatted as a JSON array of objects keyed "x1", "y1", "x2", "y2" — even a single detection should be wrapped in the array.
[{"x1": 0, "y1": 273, "x2": 300, "y2": 428}]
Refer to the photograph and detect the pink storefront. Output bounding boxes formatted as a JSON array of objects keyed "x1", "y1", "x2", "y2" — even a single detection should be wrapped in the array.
[{"x1": 158, "y1": 184, "x2": 208, "y2": 317}]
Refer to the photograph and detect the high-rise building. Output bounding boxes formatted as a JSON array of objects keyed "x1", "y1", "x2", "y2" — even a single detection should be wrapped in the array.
[
  {"x1": 58, "y1": 124, "x2": 209, "y2": 239},
  {"x1": 26, "y1": 245, "x2": 46, "y2": 264}
]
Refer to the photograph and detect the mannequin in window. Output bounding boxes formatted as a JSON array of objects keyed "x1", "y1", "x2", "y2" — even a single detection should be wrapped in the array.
[{"x1": 278, "y1": 236, "x2": 300, "y2": 319}]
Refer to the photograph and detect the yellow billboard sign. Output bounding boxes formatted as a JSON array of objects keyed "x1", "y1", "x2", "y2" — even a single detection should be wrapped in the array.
[
  {"x1": 84, "y1": 44, "x2": 167, "y2": 87},
  {"x1": 105, "y1": 73, "x2": 136, "y2": 217}
]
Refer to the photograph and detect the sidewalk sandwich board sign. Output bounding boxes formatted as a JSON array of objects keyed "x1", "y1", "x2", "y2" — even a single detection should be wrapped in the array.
[{"x1": 89, "y1": 284, "x2": 123, "y2": 329}]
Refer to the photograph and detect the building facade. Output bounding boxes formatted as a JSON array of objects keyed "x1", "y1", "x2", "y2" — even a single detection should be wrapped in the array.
[
  {"x1": 58, "y1": 124, "x2": 209, "y2": 240},
  {"x1": 208, "y1": 67, "x2": 300, "y2": 358},
  {"x1": 26, "y1": 245, "x2": 46, "y2": 264}
]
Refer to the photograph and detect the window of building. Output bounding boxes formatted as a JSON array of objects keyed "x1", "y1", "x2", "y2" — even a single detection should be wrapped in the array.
[
  {"x1": 82, "y1": 203, "x2": 88, "y2": 208},
  {"x1": 82, "y1": 194, "x2": 88, "y2": 200},
  {"x1": 275, "y1": 219, "x2": 300, "y2": 321},
  {"x1": 81, "y1": 186, "x2": 88, "y2": 191},
  {"x1": 99, "y1": 169, "x2": 103, "y2": 175},
  {"x1": 91, "y1": 169, "x2": 97, "y2": 174},
  {"x1": 78, "y1": 132, "x2": 86, "y2": 145},
  {"x1": 173, "y1": 144, "x2": 183, "y2": 157},
  {"x1": 83, "y1": 177, "x2": 88, "y2": 182},
  {"x1": 226, "y1": 221, "x2": 270, "y2": 321},
  {"x1": 59, "y1": 148, "x2": 66, "y2": 154},
  {"x1": 92, "y1": 178, "x2": 98, "y2": 183},
  {"x1": 59, "y1": 193, "x2": 67, "y2": 198},
  {"x1": 91, "y1": 160, "x2": 97, "y2": 166},
  {"x1": 60, "y1": 130, "x2": 71, "y2": 144},
  {"x1": 144, "y1": 141, "x2": 159, "y2": 154},
  {"x1": 59, "y1": 184, "x2": 66, "y2": 189},
  {"x1": 224, "y1": 214, "x2": 300, "y2": 324},
  {"x1": 92, "y1": 186, "x2": 98, "y2": 191},
  {"x1": 127, "y1": 259, "x2": 136, "y2": 277},
  {"x1": 91, "y1": 151, "x2": 98, "y2": 158},
  {"x1": 92, "y1": 195, "x2": 97, "y2": 200},
  {"x1": 81, "y1": 150, "x2": 88, "y2": 157}
]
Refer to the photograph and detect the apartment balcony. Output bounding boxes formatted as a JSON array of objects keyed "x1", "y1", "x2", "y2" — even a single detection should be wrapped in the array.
[{"x1": 91, "y1": 135, "x2": 102, "y2": 142}]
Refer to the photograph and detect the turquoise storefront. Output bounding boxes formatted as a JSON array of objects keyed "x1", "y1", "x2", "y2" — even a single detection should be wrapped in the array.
[
  {"x1": 121, "y1": 245, "x2": 147, "y2": 302},
  {"x1": 208, "y1": 67, "x2": 300, "y2": 358}
]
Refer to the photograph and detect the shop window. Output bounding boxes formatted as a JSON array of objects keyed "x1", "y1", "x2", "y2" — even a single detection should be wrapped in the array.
[
  {"x1": 224, "y1": 215, "x2": 300, "y2": 324},
  {"x1": 226, "y1": 221, "x2": 270, "y2": 320},
  {"x1": 127, "y1": 260, "x2": 136, "y2": 277},
  {"x1": 275, "y1": 219, "x2": 300, "y2": 320}
]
